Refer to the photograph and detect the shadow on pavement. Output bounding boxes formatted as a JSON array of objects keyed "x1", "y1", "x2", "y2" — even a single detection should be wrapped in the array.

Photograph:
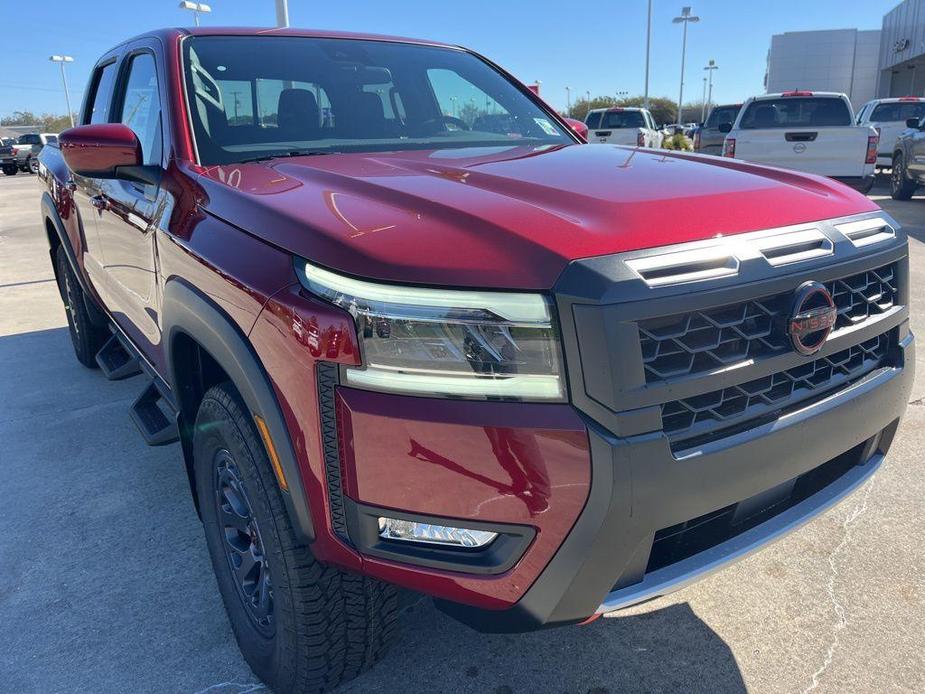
[{"x1": 347, "y1": 596, "x2": 746, "y2": 693}]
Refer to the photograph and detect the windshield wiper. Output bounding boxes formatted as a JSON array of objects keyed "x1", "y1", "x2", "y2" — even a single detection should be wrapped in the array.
[{"x1": 237, "y1": 149, "x2": 339, "y2": 164}]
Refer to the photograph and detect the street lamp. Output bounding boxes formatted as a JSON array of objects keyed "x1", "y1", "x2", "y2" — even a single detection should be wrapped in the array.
[
  {"x1": 565, "y1": 86, "x2": 572, "y2": 115},
  {"x1": 179, "y1": 1, "x2": 211, "y2": 26},
  {"x1": 49, "y1": 55, "x2": 74, "y2": 128},
  {"x1": 644, "y1": 0, "x2": 652, "y2": 110},
  {"x1": 275, "y1": 0, "x2": 289, "y2": 27},
  {"x1": 701, "y1": 77, "x2": 707, "y2": 122},
  {"x1": 704, "y1": 59, "x2": 718, "y2": 117},
  {"x1": 672, "y1": 6, "x2": 700, "y2": 125}
]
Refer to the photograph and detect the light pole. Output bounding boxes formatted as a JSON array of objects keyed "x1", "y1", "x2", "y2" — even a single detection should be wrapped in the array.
[
  {"x1": 565, "y1": 86, "x2": 572, "y2": 116},
  {"x1": 179, "y1": 1, "x2": 211, "y2": 26},
  {"x1": 704, "y1": 59, "x2": 718, "y2": 117},
  {"x1": 275, "y1": 0, "x2": 289, "y2": 27},
  {"x1": 644, "y1": 0, "x2": 652, "y2": 110},
  {"x1": 672, "y1": 6, "x2": 700, "y2": 125},
  {"x1": 49, "y1": 55, "x2": 75, "y2": 128},
  {"x1": 701, "y1": 77, "x2": 707, "y2": 122}
]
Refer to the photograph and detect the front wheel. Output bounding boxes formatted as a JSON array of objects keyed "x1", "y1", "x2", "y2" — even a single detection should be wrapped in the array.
[
  {"x1": 28, "y1": 157, "x2": 39, "y2": 174},
  {"x1": 194, "y1": 382, "x2": 399, "y2": 693},
  {"x1": 55, "y1": 245, "x2": 108, "y2": 367},
  {"x1": 891, "y1": 152, "x2": 917, "y2": 200}
]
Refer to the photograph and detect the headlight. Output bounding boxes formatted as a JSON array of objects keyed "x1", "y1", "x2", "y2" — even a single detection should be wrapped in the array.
[{"x1": 296, "y1": 260, "x2": 565, "y2": 401}]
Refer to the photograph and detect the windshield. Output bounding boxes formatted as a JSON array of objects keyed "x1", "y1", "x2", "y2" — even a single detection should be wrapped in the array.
[
  {"x1": 183, "y1": 36, "x2": 572, "y2": 165},
  {"x1": 705, "y1": 105, "x2": 740, "y2": 129},
  {"x1": 870, "y1": 101, "x2": 925, "y2": 123},
  {"x1": 739, "y1": 97, "x2": 852, "y2": 129},
  {"x1": 600, "y1": 110, "x2": 645, "y2": 129}
]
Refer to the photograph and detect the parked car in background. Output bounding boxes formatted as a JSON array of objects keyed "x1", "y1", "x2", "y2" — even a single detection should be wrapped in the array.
[
  {"x1": 887, "y1": 112, "x2": 925, "y2": 199},
  {"x1": 41, "y1": 27, "x2": 912, "y2": 694},
  {"x1": 14, "y1": 133, "x2": 58, "y2": 173},
  {"x1": 722, "y1": 91, "x2": 878, "y2": 193},
  {"x1": 585, "y1": 107, "x2": 662, "y2": 147},
  {"x1": 693, "y1": 103, "x2": 742, "y2": 155},
  {"x1": 855, "y1": 96, "x2": 925, "y2": 168},
  {"x1": 1, "y1": 139, "x2": 19, "y2": 175}
]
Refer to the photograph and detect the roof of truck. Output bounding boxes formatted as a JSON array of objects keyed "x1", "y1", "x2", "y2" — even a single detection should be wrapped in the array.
[{"x1": 111, "y1": 26, "x2": 458, "y2": 53}]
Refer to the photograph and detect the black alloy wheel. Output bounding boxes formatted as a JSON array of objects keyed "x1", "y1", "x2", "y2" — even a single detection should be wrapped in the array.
[{"x1": 214, "y1": 449, "x2": 275, "y2": 636}]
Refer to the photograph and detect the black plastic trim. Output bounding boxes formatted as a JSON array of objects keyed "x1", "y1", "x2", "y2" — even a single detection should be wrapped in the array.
[
  {"x1": 162, "y1": 279, "x2": 315, "y2": 542},
  {"x1": 317, "y1": 362, "x2": 350, "y2": 542},
  {"x1": 347, "y1": 500, "x2": 535, "y2": 575}
]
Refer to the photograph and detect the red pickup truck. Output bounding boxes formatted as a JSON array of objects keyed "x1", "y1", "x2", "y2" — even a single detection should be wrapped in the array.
[{"x1": 39, "y1": 27, "x2": 912, "y2": 693}]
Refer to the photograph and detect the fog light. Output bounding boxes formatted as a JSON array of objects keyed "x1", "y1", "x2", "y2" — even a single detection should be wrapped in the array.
[{"x1": 377, "y1": 517, "x2": 497, "y2": 548}]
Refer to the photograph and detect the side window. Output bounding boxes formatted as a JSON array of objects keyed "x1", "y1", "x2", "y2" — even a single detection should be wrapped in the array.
[
  {"x1": 85, "y1": 61, "x2": 119, "y2": 125},
  {"x1": 118, "y1": 53, "x2": 162, "y2": 167}
]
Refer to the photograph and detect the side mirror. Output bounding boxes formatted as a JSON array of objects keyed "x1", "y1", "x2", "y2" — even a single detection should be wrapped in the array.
[
  {"x1": 718, "y1": 122, "x2": 733, "y2": 134},
  {"x1": 907, "y1": 117, "x2": 921, "y2": 129},
  {"x1": 564, "y1": 117, "x2": 589, "y2": 141},
  {"x1": 59, "y1": 124, "x2": 160, "y2": 185}
]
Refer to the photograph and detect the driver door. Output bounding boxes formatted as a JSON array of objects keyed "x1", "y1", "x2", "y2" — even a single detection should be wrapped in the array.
[{"x1": 93, "y1": 46, "x2": 167, "y2": 364}]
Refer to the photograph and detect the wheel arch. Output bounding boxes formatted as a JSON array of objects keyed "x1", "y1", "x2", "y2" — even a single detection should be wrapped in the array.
[{"x1": 162, "y1": 278, "x2": 315, "y2": 543}]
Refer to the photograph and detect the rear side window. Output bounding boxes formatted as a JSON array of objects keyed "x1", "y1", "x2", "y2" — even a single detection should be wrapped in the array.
[
  {"x1": 18, "y1": 134, "x2": 40, "y2": 145},
  {"x1": 739, "y1": 97, "x2": 852, "y2": 129},
  {"x1": 118, "y1": 53, "x2": 163, "y2": 166},
  {"x1": 585, "y1": 111, "x2": 602, "y2": 128},
  {"x1": 870, "y1": 101, "x2": 925, "y2": 123},
  {"x1": 85, "y1": 61, "x2": 119, "y2": 125},
  {"x1": 601, "y1": 110, "x2": 645, "y2": 128},
  {"x1": 705, "y1": 105, "x2": 740, "y2": 129}
]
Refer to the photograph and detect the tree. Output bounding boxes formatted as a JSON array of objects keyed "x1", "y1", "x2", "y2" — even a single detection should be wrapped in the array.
[
  {"x1": 567, "y1": 95, "x2": 678, "y2": 126},
  {"x1": 0, "y1": 110, "x2": 74, "y2": 132}
]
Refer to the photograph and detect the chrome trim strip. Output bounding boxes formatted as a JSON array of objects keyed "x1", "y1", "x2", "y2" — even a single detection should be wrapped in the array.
[{"x1": 596, "y1": 452, "x2": 884, "y2": 614}]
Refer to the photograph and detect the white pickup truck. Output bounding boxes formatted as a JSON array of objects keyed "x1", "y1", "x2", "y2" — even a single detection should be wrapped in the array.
[
  {"x1": 584, "y1": 107, "x2": 662, "y2": 148},
  {"x1": 720, "y1": 91, "x2": 877, "y2": 193},
  {"x1": 854, "y1": 96, "x2": 925, "y2": 168}
]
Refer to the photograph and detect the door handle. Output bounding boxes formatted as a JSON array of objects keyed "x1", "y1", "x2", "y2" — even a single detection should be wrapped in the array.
[{"x1": 90, "y1": 195, "x2": 109, "y2": 211}]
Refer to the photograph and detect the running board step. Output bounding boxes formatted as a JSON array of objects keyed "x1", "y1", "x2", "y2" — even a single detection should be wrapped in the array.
[
  {"x1": 130, "y1": 380, "x2": 179, "y2": 446},
  {"x1": 95, "y1": 333, "x2": 142, "y2": 380}
]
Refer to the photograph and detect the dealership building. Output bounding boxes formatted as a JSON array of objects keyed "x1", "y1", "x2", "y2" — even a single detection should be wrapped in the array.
[{"x1": 764, "y1": 0, "x2": 925, "y2": 107}]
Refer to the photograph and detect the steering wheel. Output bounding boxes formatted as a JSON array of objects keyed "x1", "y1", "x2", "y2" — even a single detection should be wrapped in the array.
[{"x1": 420, "y1": 116, "x2": 470, "y2": 134}]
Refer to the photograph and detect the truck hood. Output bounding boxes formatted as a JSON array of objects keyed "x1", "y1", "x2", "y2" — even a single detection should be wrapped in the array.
[{"x1": 196, "y1": 143, "x2": 878, "y2": 289}]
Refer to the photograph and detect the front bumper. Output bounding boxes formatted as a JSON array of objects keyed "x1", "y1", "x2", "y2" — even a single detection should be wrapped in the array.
[{"x1": 439, "y1": 336, "x2": 911, "y2": 630}]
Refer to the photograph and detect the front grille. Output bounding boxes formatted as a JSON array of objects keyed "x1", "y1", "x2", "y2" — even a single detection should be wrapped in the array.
[
  {"x1": 639, "y1": 263, "x2": 897, "y2": 382},
  {"x1": 662, "y1": 333, "x2": 891, "y2": 444}
]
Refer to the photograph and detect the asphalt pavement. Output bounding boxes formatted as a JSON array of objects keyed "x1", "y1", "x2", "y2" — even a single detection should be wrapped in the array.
[{"x1": 1, "y1": 172, "x2": 923, "y2": 694}]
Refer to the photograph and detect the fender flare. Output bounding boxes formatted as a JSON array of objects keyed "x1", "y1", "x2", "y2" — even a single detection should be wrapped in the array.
[
  {"x1": 162, "y1": 279, "x2": 315, "y2": 543},
  {"x1": 41, "y1": 191, "x2": 88, "y2": 294}
]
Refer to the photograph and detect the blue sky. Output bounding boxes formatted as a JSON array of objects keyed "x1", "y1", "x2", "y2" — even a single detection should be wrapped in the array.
[{"x1": 0, "y1": 0, "x2": 897, "y2": 120}]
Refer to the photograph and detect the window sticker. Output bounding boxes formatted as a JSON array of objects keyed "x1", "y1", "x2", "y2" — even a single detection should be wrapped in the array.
[{"x1": 534, "y1": 118, "x2": 559, "y2": 136}]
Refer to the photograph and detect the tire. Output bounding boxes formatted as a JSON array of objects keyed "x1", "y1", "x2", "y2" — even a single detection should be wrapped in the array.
[
  {"x1": 193, "y1": 382, "x2": 399, "y2": 693},
  {"x1": 55, "y1": 245, "x2": 107, "y2": 368},
  {"x1": 891, "y1": 152, "x2": 917, "y2": 200},
  {"x1": 2, "y1": 164, "x2": 16, "y2": 176},
  {"x1": 28, "y1": 157, "x2": 38, "y2": 174}
]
